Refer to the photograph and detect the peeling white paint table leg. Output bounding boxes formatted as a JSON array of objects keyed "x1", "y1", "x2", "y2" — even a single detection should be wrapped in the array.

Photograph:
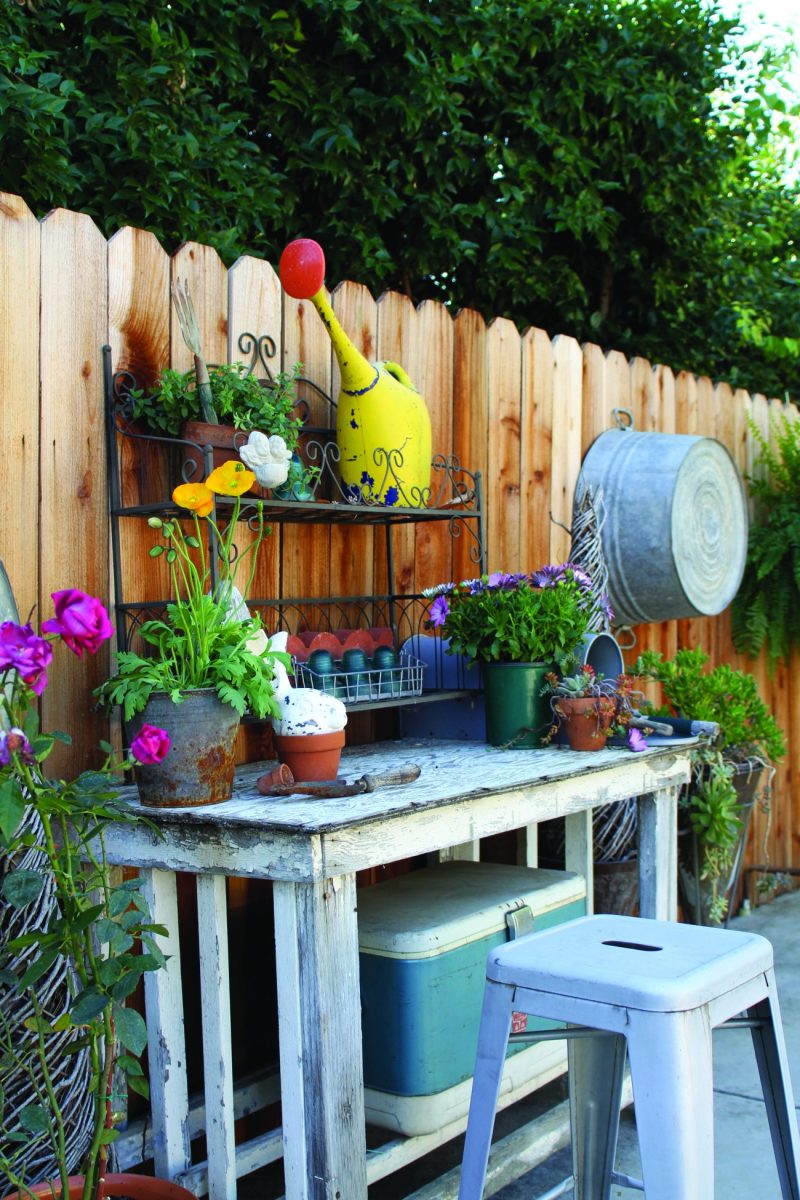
[{"x1": 103, "y1": 739, "x2": 693, "y2": 1200}]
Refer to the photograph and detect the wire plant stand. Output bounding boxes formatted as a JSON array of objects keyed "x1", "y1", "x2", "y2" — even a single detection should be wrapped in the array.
[{"x1": 102, "y1": 341, "x2": 486, "y2": 712}]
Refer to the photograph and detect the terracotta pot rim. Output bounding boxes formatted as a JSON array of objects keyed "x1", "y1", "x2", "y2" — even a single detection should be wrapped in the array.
[
  {"x1": 273, "y1": 729, "x2": 346, "y2": 749},
  {"x1": 6, "y1": 1172, "x2": 197, "y2": 1200}
]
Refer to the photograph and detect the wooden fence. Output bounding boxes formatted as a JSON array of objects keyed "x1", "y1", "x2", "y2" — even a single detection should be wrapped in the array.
[{"x1": 2, "y1": 190, "x2": 798, "y2": 892}]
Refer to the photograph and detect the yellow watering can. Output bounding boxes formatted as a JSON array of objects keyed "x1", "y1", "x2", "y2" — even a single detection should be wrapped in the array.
[{"x1": 279, "y1": 239, "x2": 432, "y2": 507}]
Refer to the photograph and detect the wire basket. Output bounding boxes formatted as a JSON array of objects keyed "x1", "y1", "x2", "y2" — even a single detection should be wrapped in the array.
[{"x1": 293, "y1": 652, "x2": 425, "y2": 703}]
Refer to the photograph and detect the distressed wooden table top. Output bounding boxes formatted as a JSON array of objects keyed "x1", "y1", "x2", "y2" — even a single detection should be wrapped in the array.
[{"x1": 103, "y1": 739, "x2": 693, "y2": 882}]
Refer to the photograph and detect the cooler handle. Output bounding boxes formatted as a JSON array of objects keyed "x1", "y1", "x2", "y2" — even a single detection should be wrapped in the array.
[{"x1": 505, "y1": 903, "x2": 534, "y2": 940}]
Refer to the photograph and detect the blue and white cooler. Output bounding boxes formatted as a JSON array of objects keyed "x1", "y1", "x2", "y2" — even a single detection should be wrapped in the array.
[{"x1": 357, "y1": 860, "x2": 587, "y2": 1134}]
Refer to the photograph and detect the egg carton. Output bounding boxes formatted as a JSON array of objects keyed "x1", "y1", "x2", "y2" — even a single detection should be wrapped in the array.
[{"x1": 293, "y1": 652, "x2": 425, "y2": 703}]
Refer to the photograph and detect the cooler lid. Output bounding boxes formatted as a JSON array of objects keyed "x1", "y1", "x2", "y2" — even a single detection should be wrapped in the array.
[{"x1": 357, "y1": 861, "x2": 585, "y2": 959}]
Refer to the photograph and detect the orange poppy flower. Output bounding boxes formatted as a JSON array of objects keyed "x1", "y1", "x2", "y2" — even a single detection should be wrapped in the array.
[
  {"x1": 205, "y1": 461, "x2": 256, "y2": 496},
  {"x1": 172, "y1": 482, "x2": 214, "y2": 517}
]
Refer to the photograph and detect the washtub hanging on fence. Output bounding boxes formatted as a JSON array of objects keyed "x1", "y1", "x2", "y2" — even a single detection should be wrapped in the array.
[{"x1": 576, "y1": 408, "x2": 749, "y2": 627}]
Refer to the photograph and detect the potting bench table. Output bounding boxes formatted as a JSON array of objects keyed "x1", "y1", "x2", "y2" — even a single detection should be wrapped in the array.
[{"x1": 103, "y1": 738, "x2": 692, "y2": 1200}]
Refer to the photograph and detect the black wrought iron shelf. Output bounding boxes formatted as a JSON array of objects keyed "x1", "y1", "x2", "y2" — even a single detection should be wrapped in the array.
[{"x1": 103, "y1": 341, "x2": 487, "y2": 715}]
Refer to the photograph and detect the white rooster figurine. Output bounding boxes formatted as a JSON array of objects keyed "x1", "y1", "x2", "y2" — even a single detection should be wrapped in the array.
[{"x1": 267, "y1": 632, "x2": 348, "y2": 736}]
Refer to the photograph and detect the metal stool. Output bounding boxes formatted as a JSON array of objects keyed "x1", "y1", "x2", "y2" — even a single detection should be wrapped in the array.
[{"x1": 459, "y1": 914, "x2": 800, "y2": 1199}]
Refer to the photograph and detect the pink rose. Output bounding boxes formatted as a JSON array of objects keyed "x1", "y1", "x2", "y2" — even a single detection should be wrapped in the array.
[
  {"x1": 42, "y1": 590, "x2": 113, "y2": 657},
  {"x1": 130, "y1": 724, "x2": 171, "y2": 765}
]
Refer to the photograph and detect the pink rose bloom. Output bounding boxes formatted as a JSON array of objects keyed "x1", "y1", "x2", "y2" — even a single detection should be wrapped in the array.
[
  {"x1": 42, "y1": 589, "x2": 113, "y2": 657},
  {"x1": 0, "y1": 621, "x2": 53, "y2": 695},
  {"x1": 130, "y1": 724, "x2": 171, "y2": 765}
]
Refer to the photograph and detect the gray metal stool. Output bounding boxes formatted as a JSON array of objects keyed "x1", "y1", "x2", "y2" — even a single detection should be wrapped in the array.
[{"x1": 459, "y1": 914, "x2": 800, "y2": 1199}]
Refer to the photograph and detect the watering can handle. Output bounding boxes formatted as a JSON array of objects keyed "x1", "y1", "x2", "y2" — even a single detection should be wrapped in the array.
[{"x1": 612, "y1": 407, "x2": 635, "y2": 431}]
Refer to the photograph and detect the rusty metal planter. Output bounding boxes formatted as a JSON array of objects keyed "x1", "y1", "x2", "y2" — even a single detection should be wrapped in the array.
[{"x1": 127, "y1": 689, "x2": 240, "y2": 808}]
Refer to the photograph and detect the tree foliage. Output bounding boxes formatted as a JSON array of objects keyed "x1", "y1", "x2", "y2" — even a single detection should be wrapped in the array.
[{"x1": 1, "y1": 0, "x2": 798, "y2": 396}]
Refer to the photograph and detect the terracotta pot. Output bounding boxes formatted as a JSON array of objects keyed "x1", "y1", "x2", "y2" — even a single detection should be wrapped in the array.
[
  {"x1": 7, "y1": 1174, "x2": 196, "y2": 1200},
  {"x1": 180, "y1": 420, "x2": 266, "y2": 496},
  {"x1": 554, "y1": 696, "x2": 614, "y2": 751},
  {"x1": 273, "y1": 729, "x2": 345, "y2": 782},
  {"x1": 126, "y1": 689, "x2": 240, "y2": 807}
]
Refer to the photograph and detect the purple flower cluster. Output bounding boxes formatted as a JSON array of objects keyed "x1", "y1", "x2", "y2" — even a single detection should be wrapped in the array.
[
  {"x1": 0, "y1": 588, "x2": 171, "y2": 781},
  {"x1": 0, "y1": 727, "x2": 35, "y2": 766},
  {"x1": 0, "y1": 621, "x2": 53, "y2": 695}
]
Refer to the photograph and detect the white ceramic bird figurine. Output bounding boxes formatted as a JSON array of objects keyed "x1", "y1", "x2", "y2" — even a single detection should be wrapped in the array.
[
  {"x1": 239, "y1": 431, "x2": 293, "y2": 489},
  {"x1": 268, "y1": 632, "x2": 348, "y2": 736}
]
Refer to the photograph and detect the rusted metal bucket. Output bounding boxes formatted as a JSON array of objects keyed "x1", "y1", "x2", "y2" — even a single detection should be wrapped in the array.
[
  {"x1": 577, "y1": 412, "x2": 748, "y2": 626},
  {"x1": 127, "y1": 689, "x2": 240, "y2": 807}
]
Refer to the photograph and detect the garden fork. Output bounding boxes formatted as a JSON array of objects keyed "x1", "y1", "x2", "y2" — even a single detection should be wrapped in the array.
[{"x1": 170, "y1": 277, "x2": 218, "y2": 424}]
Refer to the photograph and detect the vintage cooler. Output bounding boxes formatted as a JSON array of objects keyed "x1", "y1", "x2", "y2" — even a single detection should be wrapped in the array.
[{"x1": 358, "y1": 860, "x2": 587, "y2": 1134}]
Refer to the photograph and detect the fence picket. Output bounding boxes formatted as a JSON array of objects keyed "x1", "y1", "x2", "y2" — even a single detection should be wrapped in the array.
[
  {"x1": 522, "y1": 327, "x2": 554, "y2": 572},
  {"x1": 0, "y1": 193, "x2": 40, "y2": 623},
  {"x1": 452, "y1": 308, "x2": 488, "y2": 582},
  {"x1": 39, "y1": 207, "x2": 109, "y2": 771},
  {"x1": 549, "y1": 335, "x2": 583, "y2": 566},
  {"x1": 486, "y1": 318, "x2": 522, "y2": 572}
]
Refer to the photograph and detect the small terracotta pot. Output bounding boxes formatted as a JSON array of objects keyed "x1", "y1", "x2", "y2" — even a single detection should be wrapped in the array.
[
  {"x1": 273, "y1": 729, "x2": 345, "y2": 782},
  {"x1": 7, "y1": 1173, "x2": 196, "y2": 1200},
  {"x1": 181, "y1": 421, "x2": 266, "y2": 496},
  {"x1": 554, "y1": 696, "x2": 614, "y2": 751}
]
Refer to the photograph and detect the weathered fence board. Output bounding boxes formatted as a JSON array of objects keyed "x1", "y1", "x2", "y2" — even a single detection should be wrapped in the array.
[
  {"x1": 0, "y1": 193, "x2": 39, "y2": 625},
  {"x1": 39, "y1": 207, "x2": 108, "y2": 771},
  {"x1": 1, "y1": 194, "x2": 797, "y2": 890}
]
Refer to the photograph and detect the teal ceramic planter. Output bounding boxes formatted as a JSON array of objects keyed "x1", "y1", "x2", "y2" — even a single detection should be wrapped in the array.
[{"x1": 481, "y1": 662, "x2": 551, "y2": 748}]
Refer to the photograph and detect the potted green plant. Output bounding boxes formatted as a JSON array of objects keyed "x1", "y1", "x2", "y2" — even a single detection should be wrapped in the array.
[
  {"x1": 131, "y1": 362, "x2": 319, "y2": 499},
  {"x1": 96, "y1": 460, "x2": 290, "y2": 807},
  {"x1": 0, "y1": 590, "x2": 195, "y2": 1200},
  {"x1": 732, "y1": 412, "x2": 800, "y2": 673},
  {"x1": 541, "y1": 664, "x2": 644, "y2": 752},
  {"x1": 633, "y1": 647, "x2": 786, "y2": 923},
  {"x1": 423, "y1": 564, "x2": 599, "y2": 747}
]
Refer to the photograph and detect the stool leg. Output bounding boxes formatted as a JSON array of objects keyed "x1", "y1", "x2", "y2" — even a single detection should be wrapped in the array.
[
  {"x1": 459, "y1": 979, "x2": 514, "y2": 1200},
  {"x1": 748, "y1": 971, "x2": 800, "y2": 1200},
  {"x1": 570, "y1": 1031, "x2": 627, "y2": 1200},
  {"x1": 626, "y1": 1006, "x2": 715, "y2": 1200}
]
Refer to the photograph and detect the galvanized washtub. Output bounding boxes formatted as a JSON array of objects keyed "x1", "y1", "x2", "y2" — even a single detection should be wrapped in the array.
[{"x1": 577, "y1": 410, "x2": 749, "y2": 627}]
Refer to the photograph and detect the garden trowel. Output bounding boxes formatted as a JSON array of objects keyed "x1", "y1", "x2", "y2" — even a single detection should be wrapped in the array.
[{"x1": 257, "y1": 763, "x2": 421, "y2": 798}]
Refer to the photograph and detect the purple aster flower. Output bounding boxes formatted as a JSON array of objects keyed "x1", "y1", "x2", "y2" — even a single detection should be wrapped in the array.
[
  {"x1": 601, "y1": 593, "x2": 615, "y2": 623},
  {"x1": 627, "y1": 727, "x2": 648, "y2": 753},
  {"x1": 0, "y1": 727, "x2": 35, "y2": 766},
  {"x1": 530, "y1": 564, "x2": 562, "y2": 587},
  {"x1": 428, "y1": 594, "x2": 450, "y2": 627},
  {"x1": 0, "y1": 621, "x2": 53, "y2": 696},
  {"x1": 563, "y1": 564, "x2": 593, "y2": 590}
]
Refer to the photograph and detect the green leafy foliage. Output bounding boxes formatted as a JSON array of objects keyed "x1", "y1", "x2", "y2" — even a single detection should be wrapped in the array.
[
  {"x1": 633, "y1": 647, "x2": 786, "y2": 764},
  {"x1": 133, "y1": 360, "x2": 303, "y2": 442},
  {"x1": 425, "y1": 568, "x2": 593, "y2": 667},
  {"x1": 732, "y1": 415, "x2": 800, "y2": 671},
  {"x1": 95, "y1": 487, "x2": 289, "y2": 720},
  {"x1": 1, "y1": 0, "x2": 798, "y2": 396},
  {"x1": 0, "y1": 625, "x2": 168, "y2": 1198}
]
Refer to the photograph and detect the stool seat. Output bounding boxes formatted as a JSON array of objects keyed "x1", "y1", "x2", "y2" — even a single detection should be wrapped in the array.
[
  {"x1": 488, "y1": 913, "x2": 773, "y2": 1012},
  {"x1": 460, "y1": 914, "x2": 800, "y2": 1200}
]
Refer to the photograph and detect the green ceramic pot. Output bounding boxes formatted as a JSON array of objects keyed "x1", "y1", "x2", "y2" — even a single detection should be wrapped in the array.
[{"x1": 481, "y1": 661, "x2": 552, "y2": 749}]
